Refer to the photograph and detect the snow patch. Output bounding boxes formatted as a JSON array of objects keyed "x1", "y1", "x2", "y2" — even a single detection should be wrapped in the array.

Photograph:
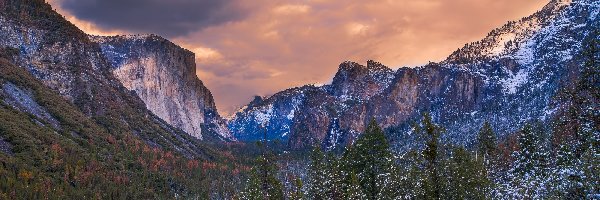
[
  {"x1": 254, "y1": 104, "x2": 274, "y2": 125},
  {"x1": 286, "y1": 109, "x2": 295, "y2": 120},
  {"x1": 500, "y1": 69, "x2": 529, "y2": 94},
  {"x1": 489, "y1": 33, "x2": 516, "y2": 56},
  {"x1": 513, "y1": 37, "x2": 537, "y2": 66}
]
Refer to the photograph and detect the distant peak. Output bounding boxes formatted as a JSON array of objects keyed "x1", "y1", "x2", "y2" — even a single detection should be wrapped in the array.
[
  {"x1": 339, "y1": 60, "x2": 362, "y2": 68},
  {"x1": 366, "y1": 60, "x2": 391, "y2": 71},
  {"x1": 338, "y1": 60, "x2": 391, "y2": 73},
  {"x1": 249, "y1": 95, "x2": 265, "y2": 106}
]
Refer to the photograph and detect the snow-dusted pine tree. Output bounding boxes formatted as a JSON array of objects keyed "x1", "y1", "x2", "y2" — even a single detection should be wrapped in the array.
[
  {"x1": 345, "y1": 172, "x2": 367, "y2": 200},
  {"x1": 289, "y1": 177, "x2": 304, "y2": 200},
  {"x1": 240, "y1": 137, "x2": 283, "y2": 200},
  {"x1": 323, "y1": 153, "x2": 344, "y2": 199},
  {"x1": 343, "y1": 119, "x2": 395, "y2": 200},
  {"x1": 442, "y1": 147, "x2": 491, "y2": 199},
  {"x1": 496, "y1": 122, "x2": 551, "y2": 199},
  {"x1": 477, "y1": 121, "x2": 498, "y2": 168},
  {"x1": 307, "y1": 146, "x2": 326, "y2": 199},
  {"x1": 413, "y1": 113, "x2": 444, "y2": 199}
]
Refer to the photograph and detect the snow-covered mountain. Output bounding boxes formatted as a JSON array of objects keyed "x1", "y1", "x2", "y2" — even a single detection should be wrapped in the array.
[{"x1": 227, "y1": 0, "x2": 600, "y2": 150}]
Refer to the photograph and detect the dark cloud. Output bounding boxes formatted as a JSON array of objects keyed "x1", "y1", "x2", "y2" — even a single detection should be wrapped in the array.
[{"x1": 57, "y1": 0, "x2": 247, "y2": 37}]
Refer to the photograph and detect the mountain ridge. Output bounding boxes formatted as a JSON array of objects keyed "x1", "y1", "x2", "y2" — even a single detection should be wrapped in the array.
[{"x1": 227, "y1": 0, "x2": 600, "y2": 151}]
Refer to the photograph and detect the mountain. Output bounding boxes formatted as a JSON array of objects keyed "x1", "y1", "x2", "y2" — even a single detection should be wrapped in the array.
[
  {"x1": 90, "y1": 35, "x2": 231, "y2": 140},
  {"x1": 0, "y1": 0, "x2": 220, "y2": 156},
  {"x1": 0, "y1": 0, "x2": 231, "y2": 142},
  {"x1": 0, "y1": 0, "x2": 247, "y2": 197},
  {"x1": 227, "y1": 0, "x2": 600, "y2": 150}
]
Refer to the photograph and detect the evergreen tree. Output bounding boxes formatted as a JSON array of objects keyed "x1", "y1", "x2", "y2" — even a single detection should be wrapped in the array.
[
  {"x1": 514, "y1": 123, "x2": 548, "y2": 176},
  {"x1": 345, "y1": 172, "x2": 367, "y2": 200},
  {"x1": 344, "y1": 119, "x2": 395, "y2": 200},
  {"x1": 241, "y1": 154, "x2": 284, "y2": 200},
  {"x1": 442, "y1": 147, "x2": 490, "y2": 200},
  {"x1": 413, "y1": 112, "x2": 444, "y2": 199},
  {"x1": 290, "y1": 178, "x2": 304, "y2": 200},
  {"x1": 241, "y1": 169, "x2": 266, "y2": 199},
  {"x1": 241, "y1": 131, "x2": 283, "y2": 200},
  {"x1": 477, "y1": 121, "x2": 497, "y2": 167},
  {"x1": 395, "y1": 150, "x2": 426, "y2": 199},
  {"x1": 577, "y1": 32, "x2": 600, "y2": 197},
  {"x1": 377, "y1": 163, "x2": 403, "y2": 200},
  {"x1": 580, "y1": 145, "x2": 599, "y2": 199},
  {"x1": 307, "y1": 146, "x2": 326, "y2": 200},
  {"x1": 323, "y1": 153, "x2": 344, "y2": 200},
  {"x1": 503, "y1": 122, "x2": 550, "y2": 199},
  {"x1": 548, "y1": 130, "x2": 586, "y2": 199}
]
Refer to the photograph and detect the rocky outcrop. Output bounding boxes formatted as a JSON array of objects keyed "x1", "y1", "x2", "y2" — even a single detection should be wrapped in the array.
[
  {"x1": 91, "y1": 35, "x2": 231, "y2": 140},
  {"x1": 228, "y1": 0, "x2": 600, "y2": 151},
  {"x1": 330, "y1": 60, "x2": 395, "y2": 101},
  {"x1": 1, "y1": 81, "x2": 60, "y2": 129}
]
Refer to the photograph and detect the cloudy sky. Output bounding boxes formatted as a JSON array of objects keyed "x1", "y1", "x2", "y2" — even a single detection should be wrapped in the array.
[{"x1": 47, "y1": 0, "x2": 548, "y2": 115}]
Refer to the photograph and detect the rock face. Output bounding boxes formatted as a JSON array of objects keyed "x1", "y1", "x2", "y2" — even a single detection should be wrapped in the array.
[
  {"x1": 330, "y1": 60, "x2": 395, "y2": 101},
  {"x1": 91, "y1": 35, "x2": 231, "y2": 140},
  {"x1": 228, "y1": 0, "x2": 600, "y2": 151}
]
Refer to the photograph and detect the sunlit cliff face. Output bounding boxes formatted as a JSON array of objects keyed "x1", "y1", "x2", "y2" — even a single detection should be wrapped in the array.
[{"x1": 47, "y1": 0, "x2": 547, "y2": 115}]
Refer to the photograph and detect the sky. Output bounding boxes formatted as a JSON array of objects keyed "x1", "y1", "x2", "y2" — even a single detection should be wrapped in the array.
[{"x1": 47, "y1": 0, "x2": 548, "y2": 116}]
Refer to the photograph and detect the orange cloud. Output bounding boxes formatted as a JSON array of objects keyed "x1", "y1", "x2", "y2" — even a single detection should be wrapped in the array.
[
  {"x1": 273, "y1": 4, "x2": 311, "y2": 14},
  {"x1": 47, "y1": 0, "x2": 549, "y2": 116}
]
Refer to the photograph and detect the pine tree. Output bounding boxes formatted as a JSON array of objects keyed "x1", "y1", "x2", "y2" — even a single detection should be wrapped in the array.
[
  {"x1": 505, "y1": 122, "x2": 550, "y2": 199},
  {"x1": 577, "y1": 32, "x2": 600, "y2": 197},
  {"x1": 413, "y1": 112, "x2": 444, "y2": 199},
  {"x1": 241, "y1": 169, "x2": 266, "y2": 200},
  {"x1": 442, "y1": 147, "x2": 490, "y2": 200},
  {"x1": 307, "y1": 146, "x2": 326, "y2": 200},
  {"x1": 377, "y1": 163, "x2": 403, "y2": 200},
  {"x1": 395, "y1": 150, "x2": 425, "y2": 199},
  {"x1": 477, "y1": 121, "x2": 497, "y2": 167},
  {"x1": 548, "y1": 129, "x2": 586, "y2": 199},
  {"x1": 323, "y1": 153, "x2": 344, "y2": 200},
  {"x1": 290, "y1": 178, "x2": 304, "y2": 200},
  {"x1": 344, "y1": 119, "x2": 395, "y2": 200},
  {"x1": 514, "y1": 123, "x2": 548, "y2": 176},
  {"x1": 241, "y1": 131, "x2": 283, "y2": 200},
  {"x1": 345, "y1": 172, "x2": 367, "y2": 200},
  {"x1": 241, "y1": 154, "x2": 284, "y2": 200},
  {"x1": 580, "y1": 145, "x2": 599, "y2": 199}
]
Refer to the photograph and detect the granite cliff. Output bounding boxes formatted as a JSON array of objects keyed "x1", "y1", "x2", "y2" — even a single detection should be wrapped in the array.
[{"x1": 91, "y1": 35, "x2": 231, "y2": 140}]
